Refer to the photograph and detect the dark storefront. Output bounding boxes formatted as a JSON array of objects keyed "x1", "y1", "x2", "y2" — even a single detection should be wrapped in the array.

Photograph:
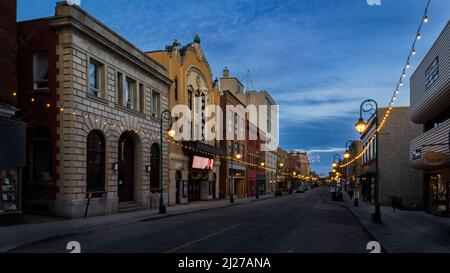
[
  {"x1": 0, "y1": 108, "x2": 26, "y2": 225},
  {"x1": 424, "y1": 169, "x2": 450, "y2": 216}
]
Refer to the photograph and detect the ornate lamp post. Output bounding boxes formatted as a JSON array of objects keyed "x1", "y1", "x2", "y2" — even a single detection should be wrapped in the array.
[
  {"x1": 355, "y1": 99, "x2": 381, "y2": 223},
  {"x1": 159, "y1": 109, "x2": 175, "y2": 214}
]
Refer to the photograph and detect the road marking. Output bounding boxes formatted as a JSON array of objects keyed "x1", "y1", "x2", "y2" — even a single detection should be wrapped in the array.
[{"x1": 164, "y1": 224, "x2": 240, "y2": 253}]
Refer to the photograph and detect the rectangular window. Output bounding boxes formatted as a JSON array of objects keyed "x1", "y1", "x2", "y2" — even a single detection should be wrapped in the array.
[
  {"x1": 125, "y1": 77, "x2": 136, "y2": 109},
  {"x1": 425, "y1": 57, "x2": 439, "y2": 90},
  {"x1": 89, "y1": 59, "x2": 103, "y2": 97},
  {"x1": 152, "y1": 91, "x2": 160, "y2": 118},
  {"x1": 139, "y1": 83, "x2": 144, "y2": 113},
  {"x1": 117, "y1": 72, "x2": 124, "y2": 104},
  {"x1": 174, "y1": 78, "x2": 178, "y2": 101},
  {"x1": 228, "y1": 140, "x2": 233, "y2": 155},
  {"x1": 33, "y1": 51, "x2": 49, "y2": 90},
  {"x1": 187, "y1": 90, "x2": 193, "y2": 110}
]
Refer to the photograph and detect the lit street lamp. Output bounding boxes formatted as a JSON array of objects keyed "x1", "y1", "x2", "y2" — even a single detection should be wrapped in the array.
[
  {"x1": 355, "y1": 99, "x2": 381, "y2": 223},
  {"x1": 159, "y1": 109, "x2": 175, "y2": 214}
]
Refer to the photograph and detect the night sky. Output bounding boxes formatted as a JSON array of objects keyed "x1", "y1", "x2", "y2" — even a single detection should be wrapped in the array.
[{"x1": 18, "y1": 0, "x2": 450, "y2": 175}]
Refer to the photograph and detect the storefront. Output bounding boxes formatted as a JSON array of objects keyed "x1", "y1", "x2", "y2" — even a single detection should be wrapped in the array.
[
  {"x1": 424, "y1": 168, "x2": 450, "y2": 216},
  {"x1": 183, "y1": 141, "x2": 223, "y2": 202},
  {"x1": 0, "y1": 105, "x2": 26, "y2": 225}
]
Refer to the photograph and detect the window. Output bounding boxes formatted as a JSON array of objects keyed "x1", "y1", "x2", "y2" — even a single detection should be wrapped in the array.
[
  {"x1": 425, "y1": 57, "x2": 439, "y2": 90},
  {"x1": 174, "y1": 78, "x2": 178, "y2": 101},
  {"x1": 33, "y1": 51, "x2": 49, "y2": 89},
  {"x1": 241, "y1": 144, "x2": 245, "y2": 157},
  {"x1": 117, "y1": 72, "x2": 124, "y2": 104},
  {"x1": 228, "y1": 110, "x2": 233, "y2": 136},
  {"x1": 89, "y1": 59, "x2": 103, "y2": 97},
  {"x1": 228, "y1": 140, "x2": 233, "y2": 155},
  {"x1": 31, "y1": 127, "x2": 52, "y2": 183},
  {"x1": 152, "y1": 91, "x2": 160, "y2": 118},
  {"x1": 425, "y1": 105, "x2": 450, "y2": 132},
  {"x1": 234, "y1": 113, "x2": 239, "y2": 138},
  {"x1": 139, "y1": 83, "x2": 144, "y2": 113},
  {"x1": 86, "y1": 130, "x2": 105, "y2": 192},
  {"x1": 187, "y1": 90, "x2": 193, "y2": 110},
  {"x1": 234, "y1": 142, "x2": 240, "y2": 156},
  {"x1": 125, "y1": 77, "x2": 136, "y2": 109}
]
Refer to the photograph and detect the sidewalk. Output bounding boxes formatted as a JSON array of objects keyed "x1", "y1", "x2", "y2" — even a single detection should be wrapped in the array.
[
  {"x1": 343, "y1": 193, "x2": 450, "y2": 253},
  {"x1": 0, "y1": 194, "x2": 275, "y2": 253}
]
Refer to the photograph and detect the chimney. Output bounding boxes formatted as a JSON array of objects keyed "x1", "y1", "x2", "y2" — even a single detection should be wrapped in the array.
[{"x1": 223, "y1": 67, "x2": 229, "y2": 78}]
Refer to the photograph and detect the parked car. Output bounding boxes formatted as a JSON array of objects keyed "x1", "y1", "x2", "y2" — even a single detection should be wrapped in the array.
[{"x1": 295, "y1": 187, "x2": 305, "y2": 193}]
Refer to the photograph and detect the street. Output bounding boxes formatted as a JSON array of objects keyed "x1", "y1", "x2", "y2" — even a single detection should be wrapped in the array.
[{"x1": 11, "y1": 187, "x2": 374, "y2": 253}]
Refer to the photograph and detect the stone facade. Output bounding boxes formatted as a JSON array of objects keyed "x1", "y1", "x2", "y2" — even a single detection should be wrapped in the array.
[{"x1": 17, "y1": 3, "x2": 171, "y2": 218}]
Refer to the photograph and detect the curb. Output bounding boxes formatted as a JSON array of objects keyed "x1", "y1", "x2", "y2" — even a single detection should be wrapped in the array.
[{"x1": 340, "y1": 202, "x2": 389, "y2": 253}]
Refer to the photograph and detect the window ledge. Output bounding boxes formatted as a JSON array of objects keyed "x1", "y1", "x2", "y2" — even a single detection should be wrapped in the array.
[
  {"x1": 115, "y1": 104, "x2": 146, "y2": 118},
  {"x1": 86, "y1": 93, "x2": 109, "y2": 105},
  {"x1": 28, "y1": 88, "x2": 50, "y2": 94}
]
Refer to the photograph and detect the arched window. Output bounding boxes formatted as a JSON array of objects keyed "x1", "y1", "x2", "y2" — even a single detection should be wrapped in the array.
[
  {"x1": 86, "y1": 130, "x2": 105, "y2": 192},
  {"x1": 31, "y1": 127, "x2": 52, "y2": 183},
  {"x1": 150, "y1": 143, "x2": 160, "y2": 192}
]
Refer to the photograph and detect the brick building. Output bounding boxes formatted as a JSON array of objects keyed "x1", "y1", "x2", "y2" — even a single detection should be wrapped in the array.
[
  {"x1": 17, "y1": 3, "x2": 171, "y2": 218},
  {"x1": 0, "y1": 0, "x2": 26, "y2": 225},
  {"x1": 219, "y1": 68, "x2": 247, "y2": 199}
]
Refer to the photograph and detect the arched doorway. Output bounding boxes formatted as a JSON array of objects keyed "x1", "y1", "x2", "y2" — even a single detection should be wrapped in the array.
[
  {"x1": 86, "y1": 130, "x2": 105, "y2": 192},
  {"x1": 150, "y1": 143, "x2": 160, "y2": 193},
  {"x1": 118, "y1": 132, "x2": 135, "y2": 202}
]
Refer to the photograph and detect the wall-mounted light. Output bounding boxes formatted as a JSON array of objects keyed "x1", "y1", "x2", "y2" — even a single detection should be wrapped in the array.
[
  {"x1": 112, "y1": 163, "x2": 118, "y2": 171},
  {"x1": 146, "y1": 165, "x2": 151, "y2": 173}
]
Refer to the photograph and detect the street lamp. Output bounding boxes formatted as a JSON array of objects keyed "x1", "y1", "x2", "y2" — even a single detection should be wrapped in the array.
[
  {"x1": 230, "y1": 152, "x2": 242, "y2": 203},
  {"x1": 159, "y1": 109, "x2": 175, "y2": 214},
  {"x1": 355, "y1": 99, "x2": 381, "y2": 223},
  {"x1": 344, "y1": 140, "x2": 353, "y2": 159}
]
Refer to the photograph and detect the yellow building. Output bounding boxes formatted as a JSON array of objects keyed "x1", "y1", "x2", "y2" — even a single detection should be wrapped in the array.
[{"x1": 148, "y1": 35, "x2": 222, "y2": 205}]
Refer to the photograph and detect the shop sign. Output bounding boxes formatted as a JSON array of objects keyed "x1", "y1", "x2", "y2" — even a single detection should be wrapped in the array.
[{"x1": 423, "y1": 151, "x2": 446, "y2": 166}]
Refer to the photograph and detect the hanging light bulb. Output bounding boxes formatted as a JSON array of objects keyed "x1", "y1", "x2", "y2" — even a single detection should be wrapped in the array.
[
  {"x1": 417, "y1": 33, "x2": 421, "y2": 40},
  {"x1": 402, "y1": 71, "x2": 406, "y2": 78},
  {"x1": 424, "y1": 15, "x2": 429, "y2": 23},
  {"x1": 406, "y1": 62, "x2": 411, "y2": 69},
  {"x1": 412, "y1": 49, "x2": 416, "y2": 56},
  {"x1": 399, "y1": 81, "x2": 403, "y2": 87}
]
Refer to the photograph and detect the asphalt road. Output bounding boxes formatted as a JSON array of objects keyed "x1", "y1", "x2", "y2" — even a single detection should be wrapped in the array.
[{"x1": 12, "y1": 187, "x2": 374, "y2": 253}]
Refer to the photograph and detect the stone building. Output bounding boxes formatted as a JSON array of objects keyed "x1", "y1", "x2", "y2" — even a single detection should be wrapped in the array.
[
  {"x1": 17, "y1": 2, "x2": 171, "y2": 218},
  {"x1": 219, "y1": 68, "x2": 247, "y2": 199},
  {"x1": 147, "y1": 36, "x2": 222, "y2": 205},
  {"x1": 359, "y1": 107, "x2": 422, "y2": 208}
]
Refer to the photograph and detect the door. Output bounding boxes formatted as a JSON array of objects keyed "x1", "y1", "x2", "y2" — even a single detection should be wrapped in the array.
[{"x1": 118, "y1": 133, "x2": 135, "y2": 202}]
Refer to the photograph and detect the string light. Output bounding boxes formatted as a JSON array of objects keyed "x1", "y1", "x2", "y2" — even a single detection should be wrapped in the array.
[{"x1": 339, "y1": 0, "x2": 431, "y2": 168}]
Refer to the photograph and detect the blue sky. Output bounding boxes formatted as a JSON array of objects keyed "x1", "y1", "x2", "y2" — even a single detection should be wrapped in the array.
[{"x1": 18, "y1": 0, "x2": 450, "y2": 175}]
